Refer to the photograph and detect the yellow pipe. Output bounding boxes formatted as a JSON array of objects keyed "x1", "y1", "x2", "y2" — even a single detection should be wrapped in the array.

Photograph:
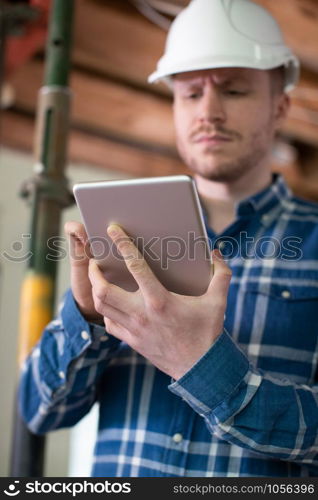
[{"x1": 18, "y1": 271, "x2": 53, "y2": 367}]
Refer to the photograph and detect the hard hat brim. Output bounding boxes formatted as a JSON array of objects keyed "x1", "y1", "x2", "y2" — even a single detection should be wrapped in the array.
[{"x1": 148, "y1": 55, "x2": 300, "y2": 93}]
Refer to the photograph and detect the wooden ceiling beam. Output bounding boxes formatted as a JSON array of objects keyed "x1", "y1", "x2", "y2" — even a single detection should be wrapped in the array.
[
  {"x1": 8, "y1": 59, "x2": 176, "y2": 152},
  {"x1": 73, "y1": 0, "x2": 167, "y2": 94},
  {"x1": 1, "y1": 110, "x2": 187, "y2": 178},
  {"x1": 255, "y1": 0, "x2": 318, "y2": 74},
  {"x1": 9, "y1": 57, "x2": 318, "y2": 149},
  {"x1": 72, "y1": 0, "x2": 318, "y2": 90}
]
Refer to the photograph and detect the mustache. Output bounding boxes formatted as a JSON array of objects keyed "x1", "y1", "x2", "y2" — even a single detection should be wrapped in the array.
[{"x1": 190, "y1": 126, "x2": 242, "y2": 142}]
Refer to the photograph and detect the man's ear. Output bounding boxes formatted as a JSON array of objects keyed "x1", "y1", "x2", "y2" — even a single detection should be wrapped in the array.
[{"x1": 274, "y1": 93, "x2": 291, "y2": 130}]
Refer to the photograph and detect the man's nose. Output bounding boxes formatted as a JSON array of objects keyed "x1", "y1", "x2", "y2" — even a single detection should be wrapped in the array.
[{"x1": 197, "y1": 87, "x2": 226, "y2": 124}]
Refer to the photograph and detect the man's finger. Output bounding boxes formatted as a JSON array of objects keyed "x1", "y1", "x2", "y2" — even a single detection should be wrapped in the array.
[
  {"x1": 91, "y1": 287, "x2": 131, "y2": 327},
  {"x1": 206, "y1": 249, "x2": 232, "y2": 300},
  {"x1": 64, "y1": 221, "x2": 87, "y2": 239},
  {"x1": 88, "y1": 259, "x2": 137, "y2": 316},
  {"x1": 64, "y1": 221, "x2": 92, "y2": 264},
  {"x1": 107, "y1": 224, "x2": 166, "y2": 299}
]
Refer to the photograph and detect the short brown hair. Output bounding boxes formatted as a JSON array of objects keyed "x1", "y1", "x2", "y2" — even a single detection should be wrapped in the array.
[{"x1": 269, "y1": 67, "x2": 285, "y2": 95}]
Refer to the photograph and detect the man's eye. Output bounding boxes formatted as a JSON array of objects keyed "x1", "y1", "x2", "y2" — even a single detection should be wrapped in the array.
[
  {"x1": 225, "y1": 89, "x2": 247, "y2": 96},
  {"x1": 184, "y1": 92, "x2": 202, "y2": 99}
]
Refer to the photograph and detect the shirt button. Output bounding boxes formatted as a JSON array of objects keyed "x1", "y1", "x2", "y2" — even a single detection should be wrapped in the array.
[
  {"x1": 100, "y1": 335, "x2": 109, "y2": 342},
  {"x1": 81, "y1": 330, "x2": 90, "y2": 340},
  {"x1": 281, "y1": 290, "x2": 291, "y2": 299},
  {"x1": 39, "y1": 404, "x2": 47, "y2": 415},
  {"x1": 261, "y1": 214, "x2": 270, "y2": 224},
  {"x1": 58, "y1": 371, "x2": 65, "y2": 379},
  {"x1": 172, "y1": 433, "x2": 183, "y2": 443}
]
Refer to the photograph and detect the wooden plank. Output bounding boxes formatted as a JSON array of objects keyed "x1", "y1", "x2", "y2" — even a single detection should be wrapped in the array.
[
  {"x1": 8, "y1": 59, "x2": 176, "y2": 152},
  {"x1": 291, "y1": 68, "x2": 318, "y2": 112},
  {"x1": 9, "y1": 58, "x2": 318, "y2": 149},
  {"x1": 255, "y1": 0, "x2": 318, "y2": 73},
  {"x1": 72, "y1": 0, "x2": 318, "y2": 89},
  {"x1": 73, "y1": 0, "x2": 167, "y2": 93},
  {"x1": 280, "y1": 116, "x2": 318, "y2": 148},
  {"x1": 1, "y1": 110, "x2": 187, "y2": 178}
]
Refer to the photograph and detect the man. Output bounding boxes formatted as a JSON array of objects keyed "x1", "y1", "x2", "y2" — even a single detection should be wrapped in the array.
[{"x1": 19, "y1": 0, "x2": 318, "y2": 476}]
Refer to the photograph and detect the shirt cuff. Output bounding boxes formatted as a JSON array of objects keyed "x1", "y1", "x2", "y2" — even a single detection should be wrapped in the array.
[
  {"x1": 168, "y1": 330, "x2": 250, "y2": 415},
  {"x1": 60, "y1": 288, "x2": 121, "y2": 356}
]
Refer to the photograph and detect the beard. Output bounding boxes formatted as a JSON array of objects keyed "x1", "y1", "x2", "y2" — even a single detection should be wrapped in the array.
[
  {"x1": 186, "y1": 144, "x2": 267, "y2": 183},
  {"x1": 177, "y1": 124, "x2": 273, "y2": 183}
]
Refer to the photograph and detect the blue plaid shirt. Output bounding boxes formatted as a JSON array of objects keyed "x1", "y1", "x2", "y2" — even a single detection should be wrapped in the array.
[{"x1": 19, "y1": 175, "x2": 318, "y2": 477}]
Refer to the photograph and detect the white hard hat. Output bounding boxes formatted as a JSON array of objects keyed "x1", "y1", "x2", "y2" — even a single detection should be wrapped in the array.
[{"x1": 148, "y1": 0, "x2": 300, "y2": 92}]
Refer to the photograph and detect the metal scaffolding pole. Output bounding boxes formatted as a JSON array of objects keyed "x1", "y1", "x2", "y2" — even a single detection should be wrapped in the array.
[{"x1": 10, "y1": 0, "x2": 74, "y2": 477}]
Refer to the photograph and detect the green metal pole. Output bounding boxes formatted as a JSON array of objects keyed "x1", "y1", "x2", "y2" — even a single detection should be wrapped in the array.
[{"x1": 10, "y1": 0, "x2": 74, "y2": 477}]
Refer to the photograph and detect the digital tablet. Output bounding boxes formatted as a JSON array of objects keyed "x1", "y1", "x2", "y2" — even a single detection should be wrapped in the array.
[{"x1": 73, "y1": 175, "x2": 212, "y2": 296}]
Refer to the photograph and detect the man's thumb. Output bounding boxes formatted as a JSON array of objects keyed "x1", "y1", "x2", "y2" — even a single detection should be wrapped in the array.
[{"x1": 207, "y1": 249, "x2": 232, "y2": 299}]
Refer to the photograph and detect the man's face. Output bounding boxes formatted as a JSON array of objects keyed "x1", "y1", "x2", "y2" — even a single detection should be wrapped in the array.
[{"x1": 172, "y1": 67, "x2": 289, "y2": 183}]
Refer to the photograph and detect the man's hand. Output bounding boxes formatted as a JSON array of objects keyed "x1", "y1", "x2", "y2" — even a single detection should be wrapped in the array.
[
  {"x1": 88, "y1": 224, "x2": 232, "y2": 380},
  {"x1": 64, "y1": 221, "x2": 103, "y2": 323}
]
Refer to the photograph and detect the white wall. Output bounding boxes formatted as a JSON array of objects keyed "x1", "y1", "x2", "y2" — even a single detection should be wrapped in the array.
[{"x1": 0, "y1": 146, "x2": 130, "y2": 476}]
